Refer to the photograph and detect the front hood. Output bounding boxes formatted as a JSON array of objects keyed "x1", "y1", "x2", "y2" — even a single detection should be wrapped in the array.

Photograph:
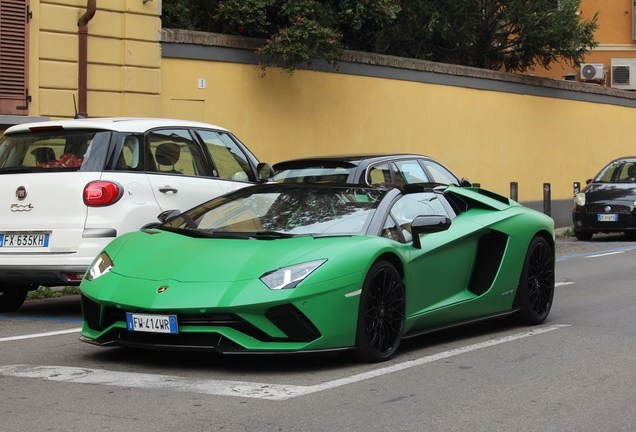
[
  {"x1": 583, "y1": 183, "x2": 636, "y2": 204},
  {"x1": 106, "y1": 230, "x2": 345, "y2": 282}
]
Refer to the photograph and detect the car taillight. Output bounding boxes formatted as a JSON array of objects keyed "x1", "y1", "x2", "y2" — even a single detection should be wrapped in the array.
[{"x1": 83, "y1": 181, "x2": 123, "y2": 207}]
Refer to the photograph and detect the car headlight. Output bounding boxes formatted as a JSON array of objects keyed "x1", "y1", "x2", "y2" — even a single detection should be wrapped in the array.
[
  {"x1": 575, "y1": 193, "x2": 586, "y2": 206},
  {"x1": 86, "y1": 252, "x2": 114, "y2": 281},
  {"x1": 260, "y1": 259, "x2": 327, "y2": 290}
]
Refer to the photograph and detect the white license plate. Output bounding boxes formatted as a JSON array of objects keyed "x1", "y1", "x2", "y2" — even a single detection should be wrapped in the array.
[
  {"x1": 598, "y1": 214, "x2": 618, "y2": 222},
  {"x1": 126, "y1": 313, "x2": 178, "y2": 334},
  {"x1": 0, "y1": 233, "x2": 50, "y2": 247}
]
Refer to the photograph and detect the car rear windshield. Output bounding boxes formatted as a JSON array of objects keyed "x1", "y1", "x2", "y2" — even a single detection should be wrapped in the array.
[
  {"x1": 272, "y1": 165, "x2": 355, "y2": 184},
  {"x1": 0, "y1": 130, "x2": 111, "y2": 173},
  {"x1": 162, "y1": 185, "x2": 387, "y2": 237}
]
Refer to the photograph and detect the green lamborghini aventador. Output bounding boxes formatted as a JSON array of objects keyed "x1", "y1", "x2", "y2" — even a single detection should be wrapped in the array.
[{"x1": 79, "y1": 182, "x2": 555, "y2": 362}]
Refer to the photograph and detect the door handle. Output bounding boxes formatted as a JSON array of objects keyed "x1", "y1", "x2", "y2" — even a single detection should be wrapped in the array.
[{"x1": 159, "y1": 187, "x2": 178, "y2": 194}]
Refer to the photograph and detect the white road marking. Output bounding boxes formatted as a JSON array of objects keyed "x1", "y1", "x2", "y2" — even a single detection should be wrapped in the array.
[
  {"x1": 555, "y1": 282, "x2": 574, "y2": 287},
  {"x1": 0, "y1": 324, "x2": 569, "y2": 401},
  {"x1": 0, "y1": 328, "x2": 82, "y2": 343},
  {"x1": 585, "y1": 251, "x2": 625, "y2": 258}
]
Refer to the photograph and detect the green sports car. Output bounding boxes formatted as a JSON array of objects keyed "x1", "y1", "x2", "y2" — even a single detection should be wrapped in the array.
[{"x1": 79, "y1": 183, "x2": 555, "y2": 362}]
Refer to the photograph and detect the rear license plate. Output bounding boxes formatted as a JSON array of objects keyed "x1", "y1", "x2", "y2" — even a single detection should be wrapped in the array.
[
  {"x1": 126, "y1": 313, "x2": 178, "y2": 334},
  {"x1": 597, "y1": 214, "x2": 618, "y2": 222},
  {"x1": 0, "y1": 233, "x2": 50, "y2": 247}
]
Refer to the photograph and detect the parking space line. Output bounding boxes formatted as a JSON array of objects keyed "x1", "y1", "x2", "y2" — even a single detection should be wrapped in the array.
[
  {"x1": 0, "y1": 328, "x2": 82, "y2": 343},
  {"x1": 0, "y1": 315, "x2": 83, "y2": 323},
  {"x1": 0, "y1": 324, "x2": 569, "y2": 400},
  {"x1": 585, "y1": 251, "x2": 625, "y2": 258},
  {"x1": 557, "y1": 245, "x2": 636, "y2": 261}
]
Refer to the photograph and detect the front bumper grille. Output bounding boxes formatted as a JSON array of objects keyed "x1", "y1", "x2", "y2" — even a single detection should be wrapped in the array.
[
  {"x1": 585, "y1": 204, "x2": 632, "y2": 214},
  {"x1": 576, "y1": 204, "x2": 636, "y2": 230},
  {"x1": 81, "y1": 294, "x2": 322, "y2": 347}
]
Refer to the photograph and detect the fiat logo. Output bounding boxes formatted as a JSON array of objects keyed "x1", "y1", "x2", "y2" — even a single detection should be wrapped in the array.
[
  {"x1": 605, "y1": 206, "x2": 612, "y2": 212},
  {"x1": 157, "y1": 286, "x2": 169, "y2": 294},
  {"x1": 16, "y1": 186, "x2": 28, "y2": 200}
]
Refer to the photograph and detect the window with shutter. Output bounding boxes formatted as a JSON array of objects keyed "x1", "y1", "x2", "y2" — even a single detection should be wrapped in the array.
[{"x1": 0, "y1": 0, "x2": 29, "y2": 115}]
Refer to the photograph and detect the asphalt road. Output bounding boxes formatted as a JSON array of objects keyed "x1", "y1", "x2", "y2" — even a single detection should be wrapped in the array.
[{"x1": 1, "y1": 233, "x2": 636, "y2": 432}]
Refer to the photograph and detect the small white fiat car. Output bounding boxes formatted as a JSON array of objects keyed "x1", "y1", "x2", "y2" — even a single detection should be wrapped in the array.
[{"x1": 0, "y1": 117, "x2": 271, "y2": 311}]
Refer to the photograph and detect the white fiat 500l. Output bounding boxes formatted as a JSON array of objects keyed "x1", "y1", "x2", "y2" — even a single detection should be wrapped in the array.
[{"x1": 0, "y1": 117, "x2": 271, "y2": 311}]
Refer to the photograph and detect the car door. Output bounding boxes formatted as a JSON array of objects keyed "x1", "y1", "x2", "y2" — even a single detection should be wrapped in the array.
[
  {"x1": 382, "y1": 192, "x2": 483, "y2": 327},
  {"x1": 144, "y1": 128, "x2": 228, "y2": 212}
]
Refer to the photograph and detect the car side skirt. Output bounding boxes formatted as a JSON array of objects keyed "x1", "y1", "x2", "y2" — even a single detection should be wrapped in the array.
[{"x1": 402, "y1": 308, "x2": 520, "y2": 340}]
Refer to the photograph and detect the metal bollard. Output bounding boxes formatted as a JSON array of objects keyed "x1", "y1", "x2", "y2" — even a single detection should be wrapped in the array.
[
  {"x1": 543, "y1": 183, "x2": 551, "y2": 216},
  {"x1": 510, "y1": 182, "x2": 518, "y2": 201},
  {"x1": 573, "y1": 182, "x2": 580, "y2": 201}
]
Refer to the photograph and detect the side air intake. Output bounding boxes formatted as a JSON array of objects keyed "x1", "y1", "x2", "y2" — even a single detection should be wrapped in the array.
[{"x1": 467, "y1": 231, "x2": 508, "y2": 296}]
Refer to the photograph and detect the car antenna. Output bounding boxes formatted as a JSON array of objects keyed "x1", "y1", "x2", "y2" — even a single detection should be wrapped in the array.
[{"x1": 73, "y1": 95, "x2": 85, "y2": 119}]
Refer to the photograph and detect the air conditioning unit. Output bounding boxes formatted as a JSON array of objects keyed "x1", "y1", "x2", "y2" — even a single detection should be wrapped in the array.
[
  {"x1": 611, "y1": 58, "x2": 636, "y2": 90},
  {"x1": 580, "y1": 63, "x2": 605, "y2": 81}
]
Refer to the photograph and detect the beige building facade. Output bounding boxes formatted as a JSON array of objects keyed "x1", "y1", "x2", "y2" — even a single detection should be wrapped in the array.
[{"x1": 2, "y1": 0, "x2": 636, "y2": 227}]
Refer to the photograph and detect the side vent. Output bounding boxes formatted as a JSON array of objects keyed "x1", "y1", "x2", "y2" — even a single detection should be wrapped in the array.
[
  {"x1": 467, "y1": 231, "x2": 508, "y2": 296},
  {"x1": 477, "y1": 188, "x2": 510, "y2": 205},
  {"x1": 266, "y1": 304, "x2": 321, "y2": 342},
  {"x1": 81, "y1": 294, "x2": 103, "y2": 330}
]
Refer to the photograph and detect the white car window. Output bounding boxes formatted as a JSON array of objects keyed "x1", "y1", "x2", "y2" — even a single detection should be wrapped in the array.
[
  {"x1": 197, "y1": 130, "x2": 255, "y2": 182},
  {"x1": 148, "y1": 129, "x2": 206, "y2": 176}
]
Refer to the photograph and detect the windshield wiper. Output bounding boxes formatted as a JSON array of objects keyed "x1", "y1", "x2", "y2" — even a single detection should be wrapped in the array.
[
  {"x1": 155, "y1": 226, "x2": 301, "y2": 240},
  {"x1": 248, "y1": 231, "x2": 299, "y2": 239},
  {"x1": 203, "y1": 230, "x2": 300, "y2": 240}
]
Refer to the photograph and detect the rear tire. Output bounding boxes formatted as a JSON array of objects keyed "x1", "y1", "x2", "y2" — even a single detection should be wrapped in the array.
[
  {"x1": 574, "y1": 230, "x2": 593, "y2": 241},
  {"x1": 515, "y1": 237, "x2": 554, "y2": 325},
  {"x1": 0, "y1": 287, "x2": 28, "y2": 312},
  {"x1": 354, "y1": 260, "x2": 405, "y2": 362}
]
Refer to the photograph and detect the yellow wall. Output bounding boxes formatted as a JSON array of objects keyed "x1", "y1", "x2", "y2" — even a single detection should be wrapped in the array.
[
  {"x1": 160, "y1": 58, "x2": 636, "y2": 204},
  {"x1": 33, "y1": 0, "x2": 162, "y2": 118}
]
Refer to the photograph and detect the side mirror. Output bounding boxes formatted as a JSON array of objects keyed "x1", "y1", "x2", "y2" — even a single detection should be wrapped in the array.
[
  {"x1": 141, "y1": 209, "x2": 181, "y2": 230},
  {"x1": 411, "y1": 215, "x2": 451, "y2": 249},
  {"x1": 158, "y1": 209, "x2": 181, "y2": 223},
  {"x1": 459, "y1": 178, "x2": 472, "y2": 187},
  {"x1": 586, "y1": 179, "x2": 592, "y2": 185},
  {"x1": 257, "y1": 162, "x2": 274, "y2": 182}
]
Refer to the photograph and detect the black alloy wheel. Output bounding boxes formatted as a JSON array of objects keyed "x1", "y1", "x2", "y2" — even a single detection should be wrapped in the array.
[
  {"x1": 515, "y1": 237, "x2": 555, "y2": 325},
  {"x1": 354, "y1": 260, "x2": 405, "y2": 362}
]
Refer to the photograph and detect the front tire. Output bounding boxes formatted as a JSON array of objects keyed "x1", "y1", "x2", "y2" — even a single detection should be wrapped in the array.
[
  {"x1": 515, "y1": 237, "x2": 554, "y2": 325},
  {"x1": 0, "y1": 286, "x2": 28, "y2": 312},
  {"x1": 354, "y1": 260, "x2": 405, "y2": 362}
]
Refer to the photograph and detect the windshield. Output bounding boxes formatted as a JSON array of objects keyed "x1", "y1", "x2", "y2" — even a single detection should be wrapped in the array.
[
  {"x1": 593, "y1": 160, "x2": 636, "y2": 183},
  {"x1": 161, "y1": 185, "x2": 387, "y2": 237},
  {"x1": 0, "y1": 130, "x2": 111, "y2": 172}
]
